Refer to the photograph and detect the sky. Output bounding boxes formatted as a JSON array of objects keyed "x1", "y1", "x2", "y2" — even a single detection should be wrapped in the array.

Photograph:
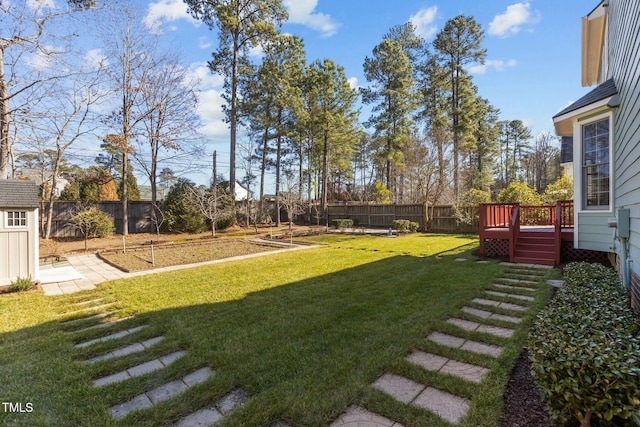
[{"x1": 74, "y1": 0, "x2": 598, "y2": 187}]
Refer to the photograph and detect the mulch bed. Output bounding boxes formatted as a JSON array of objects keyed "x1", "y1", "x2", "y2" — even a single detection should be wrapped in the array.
[{"x1": 500, "y1": 348, "x2": 551, "y2": 427}]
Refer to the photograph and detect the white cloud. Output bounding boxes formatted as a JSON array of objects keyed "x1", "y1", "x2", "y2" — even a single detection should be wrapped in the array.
[
  {"x1": 83, "y1": 49, "x2": 108, "y2": 71},
  {"x1": 283, "y1": 0, "x2": 339, "y2": 38},
  {"x1": 187, "y1": 63, "x2": 227, "y2": 138},
  {"x1": 488, "y1": 2, "x2": 541, "y2": 38},
  {"x1": 410, "y1": 6, "x2": 438, "y2": 40},
  {"x1": 27, "y1": 0, "x2": 56, "y2": 13},
  {"x1": 348, "y1": 77, "x2": 359, "y2": 90},
  {"x1": 198, "y1": 37, "x2": 212, "y2": 50},
  {"x1": 469, "y1": 59, "x2": 518, "y2": 75},
  {"x1": 143, "y1": 0, "x2": 199, "y2": 33}
]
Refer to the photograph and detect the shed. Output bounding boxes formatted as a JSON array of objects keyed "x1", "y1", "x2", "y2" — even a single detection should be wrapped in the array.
[{"x1": 0, "y1": 180, "x2": 40, "y2": 287}]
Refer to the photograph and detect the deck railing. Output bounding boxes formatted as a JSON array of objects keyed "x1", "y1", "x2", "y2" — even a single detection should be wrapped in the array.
[
  {"x1": 509, "y1": 205, "x2": 520, "y2": 261},
  {"x1": 479, "y1": 201, "x2": 574, "y2": 262}
]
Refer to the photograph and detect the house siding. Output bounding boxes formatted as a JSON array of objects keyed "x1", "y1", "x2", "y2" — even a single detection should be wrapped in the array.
[
  {"x1": 577, "y1": 211, "x2": 614, "y2": 253},
  {"x1": 608, "y1": 0, "x2": 640, "y2": 294}
]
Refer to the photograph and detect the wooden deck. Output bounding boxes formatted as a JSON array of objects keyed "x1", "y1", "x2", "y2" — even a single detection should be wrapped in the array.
[{"x1": 479, "y1": 202, "x2": 574, "y2": 266}]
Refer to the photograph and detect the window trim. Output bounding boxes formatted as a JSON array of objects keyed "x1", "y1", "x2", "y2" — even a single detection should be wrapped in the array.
[
  {"x1": 5, "y1": 211, "x2": 28, "y2": 228},
  {"x1": 575, "y1": 111, "x2": 613, "y2": 213}
]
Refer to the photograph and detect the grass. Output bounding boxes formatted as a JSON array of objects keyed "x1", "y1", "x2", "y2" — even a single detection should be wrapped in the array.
[{"x1": 0, "y1": 233, "x2": 556, "y2": 426}]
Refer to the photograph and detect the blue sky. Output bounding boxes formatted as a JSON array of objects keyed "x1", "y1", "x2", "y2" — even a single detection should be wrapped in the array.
[{"x1": 132, "y1": 0, "x2": 594, "y2": 185}]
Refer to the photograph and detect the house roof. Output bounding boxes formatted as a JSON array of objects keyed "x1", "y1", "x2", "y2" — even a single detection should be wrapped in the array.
[
  {"x1": 0, "y1": 180, "x2": 39, "y2": 209},
  {"x1": 553, "y1": 78, "x2": 618, "y2": 118},
  {"x1": 553, "y1": 79, "x2": 618, "y2": 118}
]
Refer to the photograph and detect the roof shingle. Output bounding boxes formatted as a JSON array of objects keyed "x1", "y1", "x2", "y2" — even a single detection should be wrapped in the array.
[
  {"x1": 0, "y1": 180, "x2": 40, "y2": 209},
  {"x1": 553, "y1": 78, "x2": 618, "y2": 118}
]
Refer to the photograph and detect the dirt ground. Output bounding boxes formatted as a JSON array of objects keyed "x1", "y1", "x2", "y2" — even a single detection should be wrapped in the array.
[{"x1": 39, "y1": 224, "x2": 325, "y2": 258}]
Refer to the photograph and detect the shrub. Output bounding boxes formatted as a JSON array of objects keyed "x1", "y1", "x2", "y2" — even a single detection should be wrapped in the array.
[
  {"x1": 497, "y1": 180, "x2": 543, "y2": 205},
  {"x1": 162, "y1": 179, "x2": 208, "y2": 233},
  {"x1": 9, "y1": 276, "x2": 33, "y2": 292},
  {"x1": 332, "y1": 219, "x2": 353, "y2": 230},
  {"x1": 409, "y1": 221, "x2": 419, "y2": 233},
  {"x1": 529, "y1": 262, "x2": 640, "y2": 427},
  {"x1": 71, "y1": 207, "x2": 114, "y2": 239},
  {"x1": 454, "y1": 188, "x2": 491, "y2": 225},
  {"x1": 391, "y1": 219, "x2": 410, "y2": 232}
]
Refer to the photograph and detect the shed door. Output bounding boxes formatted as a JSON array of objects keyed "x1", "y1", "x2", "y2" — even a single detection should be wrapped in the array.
[{"x1": 0, "y1": 231, "x2": 29, "y2": 285}]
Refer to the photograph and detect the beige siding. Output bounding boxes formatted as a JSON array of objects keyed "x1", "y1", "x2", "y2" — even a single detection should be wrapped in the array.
[{"x1": 609, "y1": 1, "x2": 640, "y2": 280}]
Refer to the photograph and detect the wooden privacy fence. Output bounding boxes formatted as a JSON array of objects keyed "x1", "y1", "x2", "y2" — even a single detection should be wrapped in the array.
[
  {"x1": 326, "y1": 203, "x2": 478, "y2": 233},
  {"x1": 41, "y1": 201, "x2": 158, "y2": 238}
]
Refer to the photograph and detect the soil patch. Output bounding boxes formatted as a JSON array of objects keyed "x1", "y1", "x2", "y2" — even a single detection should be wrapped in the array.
[
  {"x1": 500, "y1": 348, "x2": 551, "y2": 427},
  {"x1": 99, "y1": 239, "x2": 282, "y2": 272}
]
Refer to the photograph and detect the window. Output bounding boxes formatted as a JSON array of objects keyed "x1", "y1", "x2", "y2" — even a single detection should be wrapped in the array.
[
  {"x1": 6, "y1": 211, "x2": 27, "y2": 227},
  {"x1": 582, "y1": 117, "x2": 610, "y2": 209}
]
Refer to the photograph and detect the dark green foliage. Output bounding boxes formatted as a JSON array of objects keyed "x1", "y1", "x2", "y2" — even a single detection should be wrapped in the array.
[
  {"x1": 162, "y1": 179, "x2": 208, "y2": 233},
  {"x1": 332, "y1": 219, "x2": 353, "y2": 230},
  {"x1": 529, "y1": 262, "x2": 640, "y2": 427},
  {"x1": 390, "y1": 219, "x2": 419, "y2": 233}
]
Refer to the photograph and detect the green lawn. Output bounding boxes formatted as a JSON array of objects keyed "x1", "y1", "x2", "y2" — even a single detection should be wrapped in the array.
[{"x1": 0, "y1": 234, "x2": 555, "y2": 426}]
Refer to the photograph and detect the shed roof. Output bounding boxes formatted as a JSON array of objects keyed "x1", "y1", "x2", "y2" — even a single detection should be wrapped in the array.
[
  {"x1": 553, "y1": 78, "x2": 618, "y2": 118},
  {"x1": 0, "y1": 180, "x2": 39, "y2": 209}
]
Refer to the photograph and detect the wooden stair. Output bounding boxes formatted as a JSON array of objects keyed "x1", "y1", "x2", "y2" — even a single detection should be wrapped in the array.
[{"x1": 512, "y1": 231, "x2": 556, "y2": 266}]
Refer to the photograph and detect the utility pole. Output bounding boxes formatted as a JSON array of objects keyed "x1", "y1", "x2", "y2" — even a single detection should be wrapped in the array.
[{"x1": 212, "y1": 150, "x2": 217, "y2": 188}]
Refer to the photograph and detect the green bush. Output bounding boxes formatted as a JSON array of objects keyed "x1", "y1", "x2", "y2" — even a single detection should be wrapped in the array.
[
  {"x1": 71, "y1": 207, "x2": 115, "y2": 238},
  {"x1": 529, "y1": 262, "x2": 640, "y2": 427},
  {"x1": 391, "y1": 219, "x2": 410, "y2": 232},
  {"x1": 9, "y1": 276, "x2": 33, "y2": 292},
  {"x1": 409, "y1": 221, "x2": 419, "y2": 233},
  {"x1": 162, "y1": 179, "x2": 208, "y2": 233},
  {"x1": 497, "y1": 180, "x2": 543, "y2": 205},
  {"x1": 332, "y1": 219, "x2": 353, "y2": 230}
]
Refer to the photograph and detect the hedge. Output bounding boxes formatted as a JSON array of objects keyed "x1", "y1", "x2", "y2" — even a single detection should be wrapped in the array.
[
  {"x1": 331, "y1": 219, "x2": 353, "y2": 230},
  {"x1": 529, "y1": 262, "x2": 640, "y2": 427}
]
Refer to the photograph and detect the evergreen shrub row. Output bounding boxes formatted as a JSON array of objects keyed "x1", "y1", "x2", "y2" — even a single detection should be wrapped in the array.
[{"x1": 529, "y1": 262, "x2": 640, "y2": 427}]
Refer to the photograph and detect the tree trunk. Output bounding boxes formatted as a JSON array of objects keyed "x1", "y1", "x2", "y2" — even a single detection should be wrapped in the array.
[
  {"x1": 0, "y1": 49, "x2": 10, "y2": 180},
  {"x1": 259, "y1": 128, "x2": 268, "y2": 221},
  {"x1": 229, "y1": 33, "x2": 239, "y2": 204}
]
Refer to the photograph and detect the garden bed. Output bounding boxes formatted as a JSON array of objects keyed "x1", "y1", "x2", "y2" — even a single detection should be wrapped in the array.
[{"x1": 98, "y1": 239, "x2": 283, "y2": 272}]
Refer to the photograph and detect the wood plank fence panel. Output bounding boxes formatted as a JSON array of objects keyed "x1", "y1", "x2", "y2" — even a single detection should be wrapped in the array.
[{"x1": 327, "y1": 204, "x2": 478, "y2": 233}]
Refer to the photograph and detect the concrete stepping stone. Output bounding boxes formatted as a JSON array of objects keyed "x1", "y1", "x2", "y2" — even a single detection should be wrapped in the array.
[
  {"x1": 547, "y1": 279, "x2": 565, "y2": 288},
  {"x1": 413, "y1": 387, "x2": 470, "y2": 424},
  {"x1": 330, "y1": 405, "x2": 404, "y2": 426},
  {"x1": 60, "y1": 311, "x2": 115, "y2": 325},
  {"x1": 372, "y1": 374, "x2": 469, "y2": 424},
  {"x1": 70, "y1": 298, "x2": 104, "y2": 307},
  {"x1": 500, "y1": 278, "x2": 539, "y2": 286},
  {"x1": 484, "y1": 290, "x2": 534, "y2": 302},
  {"x1": 427, "y1": 332, "x2": 503, "y2": 357},
  {"x1": 372, "y1": 373, "x2": 424, "y2": 404},
  {"x1": 74, "y1": 325, "x2": 147, "y2": 348},
  {"x1": 500, "y1": 262, "x2": 552, "y2": 269},
  {"x1": 176, "y1": 388, "x2": 249, "y2": 427},
  {"x1": 176, "y1": 408, "x2": 223, "y2": 427},
  {"x1": 407, "y1": 351, "x2": 489, "y2": 383},
  {"x1": 110, "y1": 367, "x2": 214, "y2": 420},
  {"x1": 463, "y1": 306, "x2": 522, "y2": 323},
  {"x1": 472, "y1": 298, "x2": 528, "y2": 312},
  {"x1": 85, "y1": 336, "x2": 165, "y2": 364},
  {"x1": 447, "y1": 318, "x2": 514, "y2": 338},
  {"x1": 492, "y1": 283, "x2": 537, "y2": 292},
  {"x1": 73, "y1": 317, "x2": 134, "y2": 333},
  {"x1": 61, "y1": 302, "x2": 117, "y2": 317},
  {"x1": 93, "y1": 350, "x2": 186, "y2": 386}
]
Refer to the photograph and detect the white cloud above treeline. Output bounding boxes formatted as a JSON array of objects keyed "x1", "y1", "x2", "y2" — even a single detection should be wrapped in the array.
[
  {"x1": 283, "y1": 0, "x2": 339, "y2": 37},
  {"x1": 410, "y1": 6, "x2": 438, "y2": 40},
  {"x1": 469, "y1": 59, "x2": 518, "y2": 75},
  {"x1": 489, "y1": 2, "x2": 541, "y2": 38},
  {"x1": 143, "y1": 0, "x2": 199, "y2": 32}
]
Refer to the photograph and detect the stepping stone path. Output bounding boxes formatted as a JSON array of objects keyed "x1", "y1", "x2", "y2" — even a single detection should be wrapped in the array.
[
  {"x1": 360, "y1": 263, "x2": 549, "y2": 425},
  {"x1": 56, "y1": 295, "x2": 251, "y2": 425}
]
